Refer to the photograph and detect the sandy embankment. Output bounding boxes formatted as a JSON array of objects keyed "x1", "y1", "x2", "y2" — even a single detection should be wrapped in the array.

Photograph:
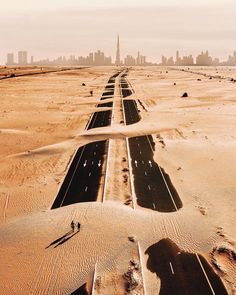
[
  {"x1": 0, "y1": 66, "x2": 235, "y2": 294},
  {"x1": 0, "y1": 67, "x2": 115, "y2": 222}
]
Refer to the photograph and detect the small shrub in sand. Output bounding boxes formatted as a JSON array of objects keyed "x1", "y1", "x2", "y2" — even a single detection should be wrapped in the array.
[
  {"x1": 181, "y1": 92, "x2": 188, "y2": 97},
  {"x1": 128, "y1": 236, "x2": 136, "y2": 243},
  {"x1": 123, "y1": 268, "x2": 139, "y2": 292}
]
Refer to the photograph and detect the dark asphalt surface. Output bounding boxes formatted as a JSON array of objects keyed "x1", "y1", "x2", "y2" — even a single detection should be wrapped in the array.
[
  {"x1": 51, "y1": 72, "x2": 120, "y2": 209},
  {"x1": 128, "y1": 135, "x2": 182, "y2": 212},
  {"x1": 145, "y1": 239, "x2": 228, "y2": 295},
  {"x1": 121, "y1": 73, "x2": 182, "y2": 212},
  {"x1": 70, "y1": 283, "x2": 90, "y2": 295}
]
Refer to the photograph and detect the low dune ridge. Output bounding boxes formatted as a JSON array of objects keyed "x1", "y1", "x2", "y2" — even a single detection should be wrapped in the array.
[{"x1": 0, "y1": 66, "x2": 235, "y2": 294}]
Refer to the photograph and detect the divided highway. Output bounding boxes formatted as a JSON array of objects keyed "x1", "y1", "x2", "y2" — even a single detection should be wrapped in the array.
[
  {"x1": 121, "y1": 73, "x2": 182, "y2": 212},
  {"x1": 51, "y1": 72, "x2": 119, "y2": 209}
]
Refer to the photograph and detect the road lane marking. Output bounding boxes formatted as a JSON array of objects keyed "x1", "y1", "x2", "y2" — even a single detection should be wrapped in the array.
[
  {"x1": 196, "y1": 254, "x2": 215, "y2": 295},
  {"x1": 148, "y1": 160, "x2": 152, "y2": 167},
  {"x1": 134, "y1": 160, "x2": 138, "y2": 167},
  {"x1": 169, "y1": 262, "x2": 174, "y2": 275},
  {"x1": 83, "y1": 160, "x2": 87, "y2": 167},
  {"x1": 85, "y1": 186, "x2": 88, "y2": 192},
  {"x1": 148, "y1": 185, "x2": 151, "y2": 191},
  {"x1": 88, "y1": 172, "x2": 91, "y2": 177},
  {"x1": 158, "y1": 166, "x2": 178, "y2": 211},
  {"x1": 153, "y1": 202, "x2": 156, "y2": 209},
  {"x1": 98, "y1": 160, "x2": 101, "y2": 167},
  {"x1": 59, "y1": 145, "x2": 86, "y2": 207},
  {"x1": 144, "y1": 171, "x2": 147, "y2": 176},
  {"x1": 102, "y1": 139, "x2": 110, "y2": 202},
  {"x1": 145, "y1": 135, "x2": 178, "y2": 211}
]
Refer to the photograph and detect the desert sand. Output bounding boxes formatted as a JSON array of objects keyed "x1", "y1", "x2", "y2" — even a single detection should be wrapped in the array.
[{"x1": 0, "y1": 66, "x2": 235, "y2": 294}]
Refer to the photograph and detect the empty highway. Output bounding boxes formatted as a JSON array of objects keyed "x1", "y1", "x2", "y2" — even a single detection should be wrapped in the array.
[
  {"x1": 51, "y1": 72, "x2": 119, "y2": 209},
  {"x1": 121, "y1": 73, "x2": 182, "y2": 212}
]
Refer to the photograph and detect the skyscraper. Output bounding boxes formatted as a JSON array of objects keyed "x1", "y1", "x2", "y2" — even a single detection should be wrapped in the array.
[
  {"x1": 18, "y1": 51, "x2": 28, "y2": 65},
  {"x1": 115, "y1": 34, "x2": 121, "y2": 66},
  {"x1": 6, "y1": 53, "x2": 14, "y2": 65}
]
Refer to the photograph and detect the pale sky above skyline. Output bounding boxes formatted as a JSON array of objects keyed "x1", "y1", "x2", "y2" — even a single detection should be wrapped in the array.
[{"x1": 1, "y1": 0, "x2": 236, "y2": 64}]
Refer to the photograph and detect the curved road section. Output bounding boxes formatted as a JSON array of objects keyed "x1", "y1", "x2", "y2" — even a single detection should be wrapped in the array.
[
  {"x1": 121, "y1": 72, "x2": 182, "y2": 212},
  {"x1": 51, "y1": 72, "x2": 119, "y2": 209}
]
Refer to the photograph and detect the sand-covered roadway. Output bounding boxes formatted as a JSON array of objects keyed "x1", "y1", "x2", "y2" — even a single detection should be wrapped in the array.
[
  {"x1": 51, "y1": 72, "x2": 120, "y2": 208},
  {"x1": 0, "y1": 66, "x2": 235, "y2": 295},
  {"x1": 121, "y1": 74, "x2": 183, "y2": 212},
  {"x1": 146, "y1": 239, "x2": 228, "y2": 295},
  {"x1": 119, "y1": 70, "x2": 228, "y2": 294}
]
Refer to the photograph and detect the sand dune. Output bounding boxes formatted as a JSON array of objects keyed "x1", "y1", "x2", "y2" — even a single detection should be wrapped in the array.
[{"x1": 0, "y1": 66, "x2": 235, "y2": 294}]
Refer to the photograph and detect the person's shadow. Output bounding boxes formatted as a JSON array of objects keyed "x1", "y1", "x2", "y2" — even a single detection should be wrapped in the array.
[
  {"x1": 145, "y1": 238, "x2": 228, "y2": 295},
  {"x1": 45, "y1": 229, "x2": 80, "y2": 249}
]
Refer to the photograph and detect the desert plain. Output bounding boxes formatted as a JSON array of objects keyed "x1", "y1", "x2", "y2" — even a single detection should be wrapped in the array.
[{"x1": 0, "y1": 66, "x2": 235, "y2": 294}]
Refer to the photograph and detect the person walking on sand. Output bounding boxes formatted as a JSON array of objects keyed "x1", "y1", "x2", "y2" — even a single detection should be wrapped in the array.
[
  {"x1": 71, "y1": 220, "x2": 75, "y2": 232},
  {"x1": 77, "y1": 222, "x2": 81, "y2": 232}
]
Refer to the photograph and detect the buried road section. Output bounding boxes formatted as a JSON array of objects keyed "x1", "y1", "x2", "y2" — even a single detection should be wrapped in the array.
[
  {"x1": 145, "y1": 239, "x2": 228, "y2": 295},
  {"x1": 51, "y1": 71, "x2": 121, "y2": 209}
]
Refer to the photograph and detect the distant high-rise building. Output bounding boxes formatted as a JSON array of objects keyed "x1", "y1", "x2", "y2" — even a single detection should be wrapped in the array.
[
  {"x1": 30, "y1": 56, "x2": 34, "y2": 64},
  {"x1": 6, "y1": 53, "x2": 14, "y2": 65},
  {"x1": 18, "y1": 51, "x2": 28, "y2": 65},
  {"x1": 94, "y1": 50, "x2": 105, "y2": 65},
  {"x1": 176, "y1": 50, "x2": 180, "y2": 65},
  {"x1": 115, "y1": 34, "x2": 121, "y2": 66},
  {"x1": 137, "y1": 51, "x2": 140, "y2": 65},
  {"x1": 124, "y1": 55, "x2": 136, "y2": 66},
  {"x1": 196, "y1": 51, "x2": 212, "y2": 66}
]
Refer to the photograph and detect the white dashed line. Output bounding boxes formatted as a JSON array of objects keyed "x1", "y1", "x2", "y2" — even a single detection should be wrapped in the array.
[{"x1": 169, "y1": 262, "x2": 174, "y2": 275}]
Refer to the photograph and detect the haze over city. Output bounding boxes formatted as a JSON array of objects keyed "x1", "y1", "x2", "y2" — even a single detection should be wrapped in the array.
[
  {"x1": 1, "y1": 0, "x2": 236, "y2": 64},
  {"x1": 1, "y1": 1, "x2": 236, "y2": 294}
]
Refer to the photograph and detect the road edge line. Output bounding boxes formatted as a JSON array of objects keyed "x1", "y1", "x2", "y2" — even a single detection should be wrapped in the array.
[
  {"x1": 137, "y1": 241, "x2": 147, "y2": 295},
  {"x1": 91, "y1": 262, "x2": 97, "y2": 295},
  {"x1": 121, "y1": 77, "x2": 137, "y2": 210},
  {"x1": 102, "y1": 139, "x2": 110, "y2": 202},
  {"x1": 195, "y1": 254, "x2": 216, "y2": 295}
]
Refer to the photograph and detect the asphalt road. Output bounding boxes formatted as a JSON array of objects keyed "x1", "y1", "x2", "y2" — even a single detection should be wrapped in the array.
[
  {"x1": 145, "y1": 239, "x2": 228, "y2": 295},
  {"x1": 51, "y1": 72, "x2": 120, "y2": 209},
  {"x1": 121, "y1": 74, "x2": 182, "y2": 212},
  {"x1": 51, "y1": 140, "x2": 108, "y2": 208},
  {"x1": 128, "y1": 135, "x2": 182, "y2": 212}
]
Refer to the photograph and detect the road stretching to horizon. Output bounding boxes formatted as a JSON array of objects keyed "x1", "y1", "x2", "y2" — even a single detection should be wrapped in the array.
[
  {"x1": 121, "y1": 70, "x2": 227, "y2": 295},
  {"x1": 50, "y1": 68, "x2": 228, "y2": 295},
  {"x1": 121, "y1": 72, "x2": 182, "y2": 212},
  {"x1": 51, "y1": 71, "x2": 121, "y2": 209}
]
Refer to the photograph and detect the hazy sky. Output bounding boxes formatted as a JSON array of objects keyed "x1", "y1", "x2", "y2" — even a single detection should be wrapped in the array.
[{"x1": 1, "y1": 0, "x2": 236, "y2": 64}]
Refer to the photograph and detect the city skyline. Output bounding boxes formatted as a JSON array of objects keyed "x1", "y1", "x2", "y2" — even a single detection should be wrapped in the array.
[
  {"x1": 1, "y1": 0, "x2": 236, "y2": 64},
  {"x1": 5, "y1": 44, "x2": 236, "y2": 67}
]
